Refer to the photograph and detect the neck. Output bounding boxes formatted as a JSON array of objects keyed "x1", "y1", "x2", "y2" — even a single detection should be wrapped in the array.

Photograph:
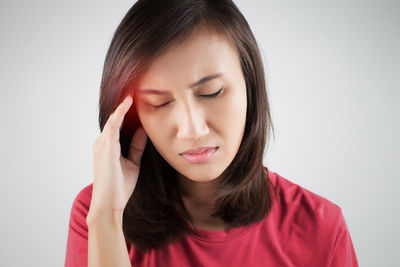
[
  {"x1": 176, "y1": 173, "x2": 229, "y2": 230},
  {"x1": 177, "y1": 173, "x2": 223, "y2": 206}
]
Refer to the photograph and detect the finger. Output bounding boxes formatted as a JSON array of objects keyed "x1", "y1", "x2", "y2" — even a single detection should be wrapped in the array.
[
  {"x1": 127, "y1": 126, "x2": 148, "y2": 166},
  {"x1": 103, "y1": 95, "x2": 133, "y2": 143}
]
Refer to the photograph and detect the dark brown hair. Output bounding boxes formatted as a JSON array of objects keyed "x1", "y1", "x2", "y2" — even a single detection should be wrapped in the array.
[{"x1": 98, "y1": 0, "x2": 276, "y2": 252}]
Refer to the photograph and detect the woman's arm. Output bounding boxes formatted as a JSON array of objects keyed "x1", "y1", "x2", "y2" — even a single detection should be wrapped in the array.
[{"x1": 87, "y1": 210, "x2": 131, "y2": 267}]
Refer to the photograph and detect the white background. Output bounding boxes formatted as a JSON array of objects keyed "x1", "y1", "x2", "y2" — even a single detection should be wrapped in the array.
[{"x1": 0, "y1": 0, "x2": 398, "y2": 266}]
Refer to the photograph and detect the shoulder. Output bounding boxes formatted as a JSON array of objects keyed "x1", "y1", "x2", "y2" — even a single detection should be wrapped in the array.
[
  {"x1": 67, "y1": 183, "x2": 93, "y2": 236},
  {"x1": 265, "y1": 167, "x2": 342, "y2": 224},
  {"x1": 71, "y1": 183, "x2": 93, "y2": 214},
  {"x1": 264, "y1": 167, "x2": 345, "y2": 261},
  {"x1": 66, "y1": 183, "x2": 135, "y2": 257},
  {"x1": 264, "y1": 168, "x2": 358, "y2": 265}
]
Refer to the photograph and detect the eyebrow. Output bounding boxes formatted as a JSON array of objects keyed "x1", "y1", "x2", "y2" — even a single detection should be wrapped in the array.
[{"x1": 136, "y1": 72, "x2": 224, "y2": 95}]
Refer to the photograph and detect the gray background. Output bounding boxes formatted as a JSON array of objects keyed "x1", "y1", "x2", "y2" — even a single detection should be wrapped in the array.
[{"x1": 0, "y1": 0, "x2": 398, "y2": 266}]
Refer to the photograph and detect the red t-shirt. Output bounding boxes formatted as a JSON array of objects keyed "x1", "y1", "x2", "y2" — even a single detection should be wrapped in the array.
[{"x1": 65, "y1": 167, "x2": 358, "y2": 266}]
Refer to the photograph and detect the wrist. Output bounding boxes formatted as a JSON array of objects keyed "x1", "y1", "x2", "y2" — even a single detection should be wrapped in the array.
[{"x1": 87, "y1": 208, "x2": 124, "y2": 227}]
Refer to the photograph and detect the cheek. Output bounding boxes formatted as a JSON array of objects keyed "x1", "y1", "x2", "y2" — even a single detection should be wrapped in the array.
[
  {"x1": 214, "y1": 90, "x2": 247, "y2": 127},
  {"x1": 212, "y1": 90, "x2": 247, "y2": 155}
]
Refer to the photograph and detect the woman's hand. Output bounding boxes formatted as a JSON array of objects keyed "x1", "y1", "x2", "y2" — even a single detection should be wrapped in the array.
[{"x1": 88, "y1": 95, "x2": 148, "y2": 220}]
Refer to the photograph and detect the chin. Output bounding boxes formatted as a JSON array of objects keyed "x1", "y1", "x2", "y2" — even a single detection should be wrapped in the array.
[
  {"x1": 189, "y1": 176, "x2": 219, "y2": 183},
  {"x1": 184, "y1": 170, "x2": 219, "y2": 180},
  {"x1": 162, "y1": 151, "x2": 227, "y2": 182},
  {"x1": 176, "y1": 164, "x2": 225, "y2": 182}
]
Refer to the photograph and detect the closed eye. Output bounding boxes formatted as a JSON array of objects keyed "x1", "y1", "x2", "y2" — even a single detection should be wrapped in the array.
[
  {"x1": 200, "y1": 86, "x2": 224, "y2": 98},
  {"x1": 151, "y1": 86, "x2": 224, "y2": 109}
]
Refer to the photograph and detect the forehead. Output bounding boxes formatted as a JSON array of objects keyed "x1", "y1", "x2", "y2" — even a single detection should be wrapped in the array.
[{"x1": 136, "y1": 30, "x2": 240, "y2": 90}]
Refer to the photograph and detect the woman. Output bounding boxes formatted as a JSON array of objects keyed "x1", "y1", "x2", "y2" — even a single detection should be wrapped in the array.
[{"x1": 65, "y1": 0, "x2": 358, "y2": 266}]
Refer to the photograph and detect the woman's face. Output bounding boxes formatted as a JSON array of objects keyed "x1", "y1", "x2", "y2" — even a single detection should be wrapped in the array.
[{"x1": 134, "y1": 29, "x2": 247, "y2": 182}]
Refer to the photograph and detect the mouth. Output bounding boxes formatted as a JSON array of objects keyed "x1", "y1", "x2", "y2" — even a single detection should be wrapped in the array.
[
  {"x1": 180, "y1": 146, "x2": 218, "y2": 155},
  {"x1": 180, "y1": 146, "x2": 219, "y2": 164}
]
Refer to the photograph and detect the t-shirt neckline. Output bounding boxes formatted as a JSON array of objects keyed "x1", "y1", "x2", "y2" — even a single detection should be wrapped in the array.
[{"x1": 187, "y1": 221, "x2": 260, "y2": 243}]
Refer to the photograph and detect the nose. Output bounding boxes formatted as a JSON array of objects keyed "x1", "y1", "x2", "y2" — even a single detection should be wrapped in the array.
[{"x1": 176, "y1": 101, "x2": 209, "y2": 140}]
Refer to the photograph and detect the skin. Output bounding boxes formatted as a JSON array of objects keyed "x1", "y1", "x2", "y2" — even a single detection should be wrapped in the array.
[{"x1": 134, "y1": 27, "x2": 247, "y2": 230}]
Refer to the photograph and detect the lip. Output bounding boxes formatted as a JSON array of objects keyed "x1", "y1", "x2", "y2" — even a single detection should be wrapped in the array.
[
  {"x1": 180, "y1": 146, "x2": 218, "y2": 155},
  {"x1": 180, "y1": 146, "x2": 218, "y2": 164}
]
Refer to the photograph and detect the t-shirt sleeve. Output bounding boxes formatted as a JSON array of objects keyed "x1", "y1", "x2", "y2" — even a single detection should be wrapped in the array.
[
  {"x1": 328, "y1": 208, "x2": 359, "y2": 267},
  {"x1": 64, "y1": 184, "x2": 93, "y2": 267}
]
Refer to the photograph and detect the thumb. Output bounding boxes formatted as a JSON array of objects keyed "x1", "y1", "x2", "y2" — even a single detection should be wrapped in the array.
[{"x1": 127, "y1": 126, "x2": 148, "y2": 166}]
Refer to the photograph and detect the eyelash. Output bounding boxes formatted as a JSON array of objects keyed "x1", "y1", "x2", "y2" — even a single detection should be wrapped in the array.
[{"x1": 151, "y1": 86, "x2": 224, "y2": 110}]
